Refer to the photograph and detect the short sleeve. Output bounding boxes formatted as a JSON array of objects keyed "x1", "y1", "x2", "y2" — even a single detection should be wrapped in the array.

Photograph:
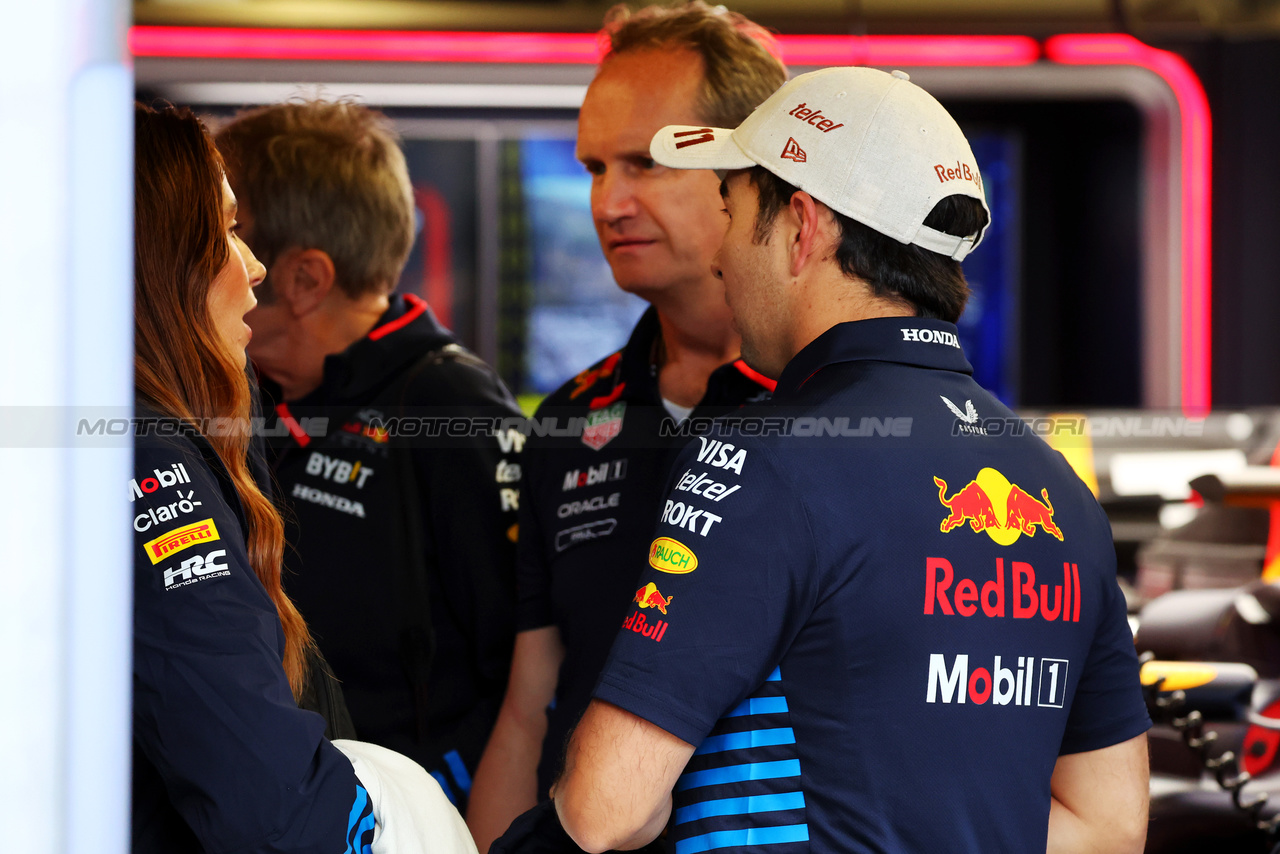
[
  {"x1": 131, "y1": 436, "x2": 359, "y2": 851},
  {"x1": 515, "y1": 423, "x2": 555, "y2": 632},
  {"x1": 593, "y1": 436, "x2": 817, "y2": 746},
  {"x1": 1059, "y1": 561, "x2": 1151, "y2": 755}
]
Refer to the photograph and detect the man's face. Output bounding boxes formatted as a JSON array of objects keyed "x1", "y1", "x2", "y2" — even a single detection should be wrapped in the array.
[
  {"x1": 576, "y1": 48, "x2": 726, "y2": 298},
  {"x1": 712, "y1": 171, "x2": 791, "y2": 377}
]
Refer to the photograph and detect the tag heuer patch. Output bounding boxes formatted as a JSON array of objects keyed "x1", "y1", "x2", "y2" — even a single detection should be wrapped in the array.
[{"x1": 582, "y1": 401, "x2": 625, "y2": 451}]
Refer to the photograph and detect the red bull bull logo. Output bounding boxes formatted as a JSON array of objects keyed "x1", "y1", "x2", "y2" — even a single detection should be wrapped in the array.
[
  {"x1": 934, "y1": 468, "x2": 1064, "y2": 545},
  {"x1": 633, "y1": 582, "x2": 674, "y2": 615},
  {"x1": 1005, "y1": 484, "x2": 1063, "y2": 540}
]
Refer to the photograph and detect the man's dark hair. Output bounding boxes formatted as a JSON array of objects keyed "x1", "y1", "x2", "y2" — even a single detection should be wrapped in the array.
[{"x1": 748, "y1": 166, "x2": 988, "y2": 324}]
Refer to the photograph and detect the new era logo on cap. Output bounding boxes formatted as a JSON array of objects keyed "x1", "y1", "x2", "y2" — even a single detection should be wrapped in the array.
[
  {"x1": 649, "y1": 67, "x2": 991, "y2": 261},
  {"x1": 781, "y1": 138, "x2": 807, "y2": 163}
]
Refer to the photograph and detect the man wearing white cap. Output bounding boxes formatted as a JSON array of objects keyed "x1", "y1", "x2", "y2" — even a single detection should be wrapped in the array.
[{"x1": 548, "y1": 67, "x2": 1151, "y2": 854}]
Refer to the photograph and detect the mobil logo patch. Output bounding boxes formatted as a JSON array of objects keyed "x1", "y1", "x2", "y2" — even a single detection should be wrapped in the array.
[
  {"x1": 562, "y1": 458, "x2": 628, "y2": 492},
  {"x1": 926, "y1": 652, "x2": 1069, "y2": 709},
  {"x1": 649, "y1": 536, "x2": 698, "y2": 574},
  {"x1": 129, "y1": 463, "x2": 192, "y2": 502},
  {"x1": 934, "y1": 467, "x2": 1064, "y2": 545}
]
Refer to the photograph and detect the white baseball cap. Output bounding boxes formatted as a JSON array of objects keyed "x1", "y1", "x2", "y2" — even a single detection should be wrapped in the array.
[{"x1": 649, "y1": 66, "x2": 990, "y2": 261}]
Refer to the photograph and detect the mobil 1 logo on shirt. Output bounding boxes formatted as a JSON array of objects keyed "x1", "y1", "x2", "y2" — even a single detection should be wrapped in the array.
[{"x1": 926, "y1": 652, "x2": 1069, "y2": 708}]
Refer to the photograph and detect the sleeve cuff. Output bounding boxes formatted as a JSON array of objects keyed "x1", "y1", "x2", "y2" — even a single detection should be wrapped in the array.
[{"x1": 1059, "y1": 709, "x2": 1152, "y2": 756}]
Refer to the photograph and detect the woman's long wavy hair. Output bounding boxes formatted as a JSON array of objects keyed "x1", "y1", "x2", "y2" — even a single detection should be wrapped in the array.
[{"x1": 133, "y1": 103, "x2": 313, "y2": 699}]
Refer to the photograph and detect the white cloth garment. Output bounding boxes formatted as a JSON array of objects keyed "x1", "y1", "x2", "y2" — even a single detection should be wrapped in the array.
[{"x1": 333, "y1": 739, "x2": 479, "y2": 854}]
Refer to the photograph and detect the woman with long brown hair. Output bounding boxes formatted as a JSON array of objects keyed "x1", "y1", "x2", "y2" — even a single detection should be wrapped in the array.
[
  {"x1": 131, "y1": 101, "x2": 479, "y2": 854},
  {"x1": 130, "y1": 101, "x2": 376, "y2": 853}
]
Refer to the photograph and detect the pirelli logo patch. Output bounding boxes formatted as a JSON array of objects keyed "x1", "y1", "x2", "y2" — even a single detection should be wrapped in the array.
[{"x1": 144, "y1": 518, "x2": 220, "y2": 565}]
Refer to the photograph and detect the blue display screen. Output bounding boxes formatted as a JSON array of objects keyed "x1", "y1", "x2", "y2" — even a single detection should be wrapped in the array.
[
  {"x1": 519, "y1": 136, "x2": 646, "y2": 395},
  {"x1": 956, "y1": 129, "x2": 1021, "y2": 406}
]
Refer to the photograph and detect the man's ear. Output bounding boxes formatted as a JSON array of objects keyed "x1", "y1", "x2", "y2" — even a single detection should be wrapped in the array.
[
  {"x1": 784, "y1": 190, "x2": 832, "y2": 278},
  {"x1": 271, "y1": 248, "x2": 337, "y2": 318}
]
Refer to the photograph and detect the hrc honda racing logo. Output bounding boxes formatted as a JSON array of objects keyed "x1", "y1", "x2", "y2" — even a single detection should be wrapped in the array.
[{"x1": 163, "y1": 548, "x2": 231, "y2": 590}]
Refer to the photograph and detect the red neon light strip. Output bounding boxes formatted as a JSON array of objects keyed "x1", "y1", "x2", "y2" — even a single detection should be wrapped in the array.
[
  {"x1": 128, "y1": 27, "x2": 1038, "y2": 67},
  {"x1": 129, "y1": 27, "x2": 603, "y2": 63},
  {"x1": 1046, "y1": 34, "x2": 1211, "y2": 417},
  {"x1": 778, "y1": 35, "x2": 1039, "y2": 67}
]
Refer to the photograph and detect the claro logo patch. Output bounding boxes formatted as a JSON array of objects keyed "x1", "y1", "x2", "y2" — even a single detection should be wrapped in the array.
[
  {"x1": 649, "y1": 537, "x2": 698, "y2": 574},
  {"x1": 144, "y1": 518, "x2": 220, "y2": 565}
]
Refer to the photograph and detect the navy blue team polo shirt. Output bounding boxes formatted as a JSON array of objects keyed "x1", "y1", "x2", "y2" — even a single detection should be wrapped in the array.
[{"x1": 595, "y1": 317, "x2": 1150, "y2": 854}]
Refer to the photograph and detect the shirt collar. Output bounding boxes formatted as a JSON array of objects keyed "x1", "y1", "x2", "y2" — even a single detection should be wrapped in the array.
[
  {"x1": 617, "y1": 306, "x2": 776, "y2": 405},
  {"x1": 774, "y1": 317, "x2": 973, "y2": 398},
  {"x1": 617, "y1": 306, "x2": 664, "y2": 404}
]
